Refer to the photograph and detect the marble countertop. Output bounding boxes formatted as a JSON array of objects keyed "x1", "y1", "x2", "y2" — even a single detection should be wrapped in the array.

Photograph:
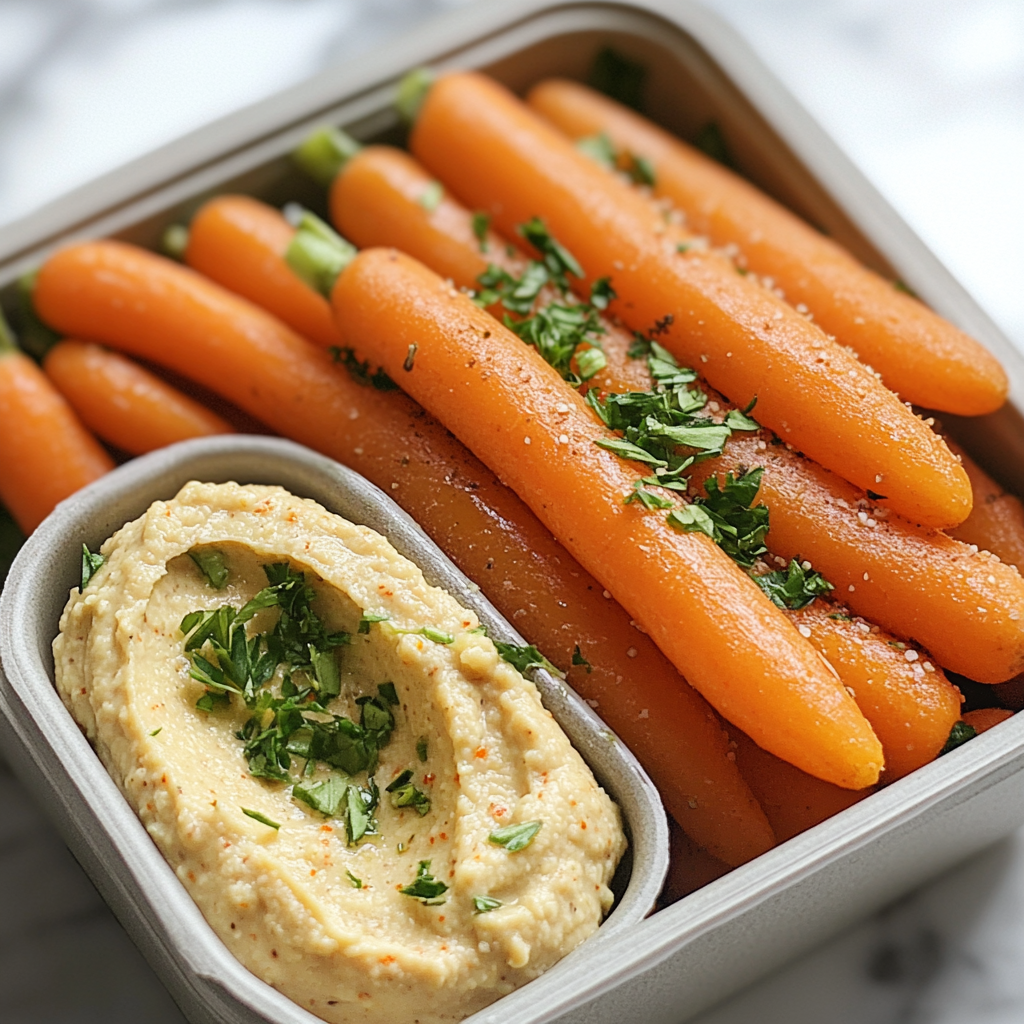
[{"x1": 1, "y1": 1, "x2": 1022, "y2": 1021}]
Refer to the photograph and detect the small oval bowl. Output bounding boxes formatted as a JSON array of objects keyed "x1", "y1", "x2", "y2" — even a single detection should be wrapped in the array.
[{"x1": 0, "y1": 435, "x2": 668, "y2": 1024}]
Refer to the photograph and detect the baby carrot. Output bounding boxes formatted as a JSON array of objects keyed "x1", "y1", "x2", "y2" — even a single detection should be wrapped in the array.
[
  {"x1": 184, "y1": 194, "x2": 343, "y2": 349},
  {"x1": 32, "y1": 238, "x2": 774, "y2": 865},
  {"x1": 786, "y1": 602, "x2": 962, "y2": 780},
  {"x1": 332, "y1": 246, "x2": 884, "y2": 789},
  {"x1": 730, "y1": 729, "x2": 871, "y2": 845},
  {"x1": 962, "y1": 708, "x2": 1014, "y2": 734},
  {"x1": 43, "y1": 340, "x2": 232, "y2": 455},
  {"x1": 0, "y1": 314, "x2": 113, "y2": 533},
  {"x1": 408, "y1": 71, "x2": 971, "y2": 530},
  {"x1": 527, "y1": 78, "x2": 1008, "y2": 417},
  {"x1": 690, "y1": 434, "x2": 1024, "y2": 682},
  {"x1": 946, "y1": 438, "x2": 1024, "y2": 573}
]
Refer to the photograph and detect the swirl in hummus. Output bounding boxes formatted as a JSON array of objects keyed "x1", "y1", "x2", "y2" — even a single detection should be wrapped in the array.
[{"x1": 53, "y1": 481, "x2": 626, "y2": 1024}]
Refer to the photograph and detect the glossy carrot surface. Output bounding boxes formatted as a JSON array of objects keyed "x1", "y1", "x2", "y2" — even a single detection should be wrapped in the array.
[
  {"x1": 332, "y1": 246, "x2": 883, "y2": 789},
  {"x1": 691, "y1": 434, "x2": 1024, "y2": 682},
  {"x1": 409, "y1": 72, "x2": 971, "y2": 530},
  {"x1": 947, "y1": 438, "x2": 1024, "y2": 574},
  {"x1": 962, "y1": 708, "x2": 1013, "y2": 734},
  {"x1": 0, "y1": 326, "x2": 113, "y2": 533},
  {"x1": 44, "y1": 340, "x2": 232, "y2": 455},
  {"x1": 527, "y1": 78, "x2": 1008, "y2": 417},
  {"x1": 186, "y1": 194, "x2": 343, "y2": 349},
  {"x1": 33, "y1": 238, "x2": 773, "y2": 865}
]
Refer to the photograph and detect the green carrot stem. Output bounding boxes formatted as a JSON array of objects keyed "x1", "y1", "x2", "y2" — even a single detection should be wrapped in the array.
[
  {"x1": 395, "y1": 68, "x2": 435, "y2": 126},
  {"x1": 284, "y1": 207, "x2": 358, "y2": 297},
  {"x1": 293, "y1": 127, "x2": 363, "y2": 187}
]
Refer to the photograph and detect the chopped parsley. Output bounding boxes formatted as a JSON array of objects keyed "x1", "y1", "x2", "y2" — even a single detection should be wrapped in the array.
[
  {"x1": 81, "y1": 544, "x2": 105, "y2": 589},
  {"x1": 149, "y1": 727, "x2": 162, "y2": 737},
  {"x1": 754, "y1": 558, "x2": 834, "y2": 610},
  {"x1": 180, "y1": 563, "x2": 405, "y2": 844},
  {"x1": 189, "y1": 548, "x2": 228, "y2": 589},
  {"x1": 471, "y1": 211, "x2": 491, "y2": 252},
  {"x1": 416, "y1": 736, "x2": 429, "y2": 762},
  {"x1": 575, "y1": 346, "x2": 608, "y2": 381},
  {"x1": 347, "y1": 870, "x2": 363, "y2": 889},
  {"x1": 242, "y1": 808, "x2": 280, "y2": 830},
  {"x1": 400, "y1": 860, "x2": 448, "y2": 904},
  {"x1": 358, "y1": 610, "x2": 390, "y2": 633},
  {"x1": 494, "y1": 641, "x2": 565, "y2": 680},
  {"x1": 576, "y1": 133, "x2": 656, "y2": 186},
  {"x1": 386, "y1": 769, "x2": 431, "y2": 816},
  {"x1": 572, "y1": 645, "x2": 593, "y2": 673},
  {"x1": 940, "y1": 721, "x2": 977, "y2": 755},
  {"x1": 473, "y1": 895, "x2": 502, "y2": 914},
  {"x1": 418, "y1": 180, "x2": 443, "y2": 212},
  {"x1": 329, "y1": 346, "x2": 397, "y2": 390},
  {"x1": 577, "y1": 132, "x2": 617, "y2": 167},
  {"x1": 488, "y1": 820, "x2": 542, "y2": 852},
  {"x1": 391, "y1": 625, "x2": 455, "y2": 645}
]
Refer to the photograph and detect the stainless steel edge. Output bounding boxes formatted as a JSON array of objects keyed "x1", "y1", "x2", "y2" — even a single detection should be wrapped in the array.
[{"x1": 0, "y1": 435, "x2": 668, "y2": 1024}]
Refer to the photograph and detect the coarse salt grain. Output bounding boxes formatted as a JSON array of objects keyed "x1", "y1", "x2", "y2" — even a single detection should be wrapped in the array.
[
  {"x1": 558, "y1": 434, "x2": 569, "y2": 444},
  {"x1": 627, "y1": 647, "x2": 638, "y2": 658},
  {"x1": 798, "y1": 625, "x2": 812, "y2": 638},
  {"x1": 904, "y1": 650, "x2": 919, "y2": 662},
  {"x1": 524, "y1": 437, "x2": 531, "y2": 445}
]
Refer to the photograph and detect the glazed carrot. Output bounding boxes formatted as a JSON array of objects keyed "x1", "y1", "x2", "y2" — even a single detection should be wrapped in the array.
[
  {"x1": 962, "y1": 708, "x2": 1014, "y2": 734},
  {"x1": 730, "y1": 729, "x2": 871, "y2": 845},
  {"x1": 527, "y1": 78, "x2": 1008, "y2": 417},
  {"x1": 332, "y1": 246, "x2": 884, "y2": 789},
  {"x1": 319, "y1": 138, "x2": 1024, "y2": 688},
  {"x1": 946, "y1": 438, "x2": 1024, "y2": 573},
  {"x1": 690, "y1": 435, "x2": 1024, "y2": 682},
  {"x1": 0, "y1": 315, "x2": 113, "y2": 533},
  {"x1": 43, "y1": 340, "x2": 232, "y2": 455},
  {"x1": 184, "y1": 194, "x2": 343, "y2": 349},
  {"x1": 786, "y1": 602, "x2": 962, "y2": 780},
  {"x1": 32, "y1": 239, "x2": 774, "y2": 865},
  {"x1": 408, "y1": 71, "x2": 971, "y2": 530}
]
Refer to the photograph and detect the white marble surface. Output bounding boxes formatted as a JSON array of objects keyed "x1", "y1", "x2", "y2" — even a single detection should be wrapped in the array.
[{"x1": 1, "y1": 1, "x2": 1023, "y2": 1022}]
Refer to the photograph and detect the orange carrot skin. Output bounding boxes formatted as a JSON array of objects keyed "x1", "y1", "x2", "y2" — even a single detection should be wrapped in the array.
[
  {"x1": 0, "y1": 348, "x2": 114, "y2": 533},
  {"x1": 410, "y1": 72, "x2": 971, "y2": 531},
  {"x1": 44, "y1": 340, "x2": 232, "y2": 456},
  {"x1": 947, "y1": 439, "x2": 1024, "y2": 574},
  {"x1": 333, "y1": 246, "x2": 884, "y2": 789},
  {"x1": 691, "y1": 434, "x2": 1024, "y2": 682},
  {"x1": 33, "y1": 239, "x2": 773, "y2": 866},
  {"x1": 186, "y1": 194, "x2": 343, "y2": 349},
  {"x1": 528, "y1": 79, "x2": 1008, "y2": 417},
  {"x1": 787, "y1": 603, "x2": 962, "y2": 780},
  {"x1": 331, "y1": 143, "x2": 653, "y2": 394},
  {"x1": 962, "y1": 707, "x2": 1014, "y2": 734},
  {"x1": 731, "y1": 729, "x2": 871, "y2": 845}
]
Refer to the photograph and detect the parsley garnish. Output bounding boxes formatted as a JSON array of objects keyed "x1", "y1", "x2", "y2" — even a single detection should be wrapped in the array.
[
  {"x1": 386, "y1": 768, "x2": 431, "y2": 816},
  {"x1": 572, "y1": 644, "x2": 593, "y2": 673},
  {"x1": 471, "y1": 211, "x2": 491, "y2": 252},
  {"x1": 377, "y1": 682, "x2": 399, "y2": 706},
  {"x1": 358, "y1": 610, "x2": 390, "y2": 633},
  {"x1": 940, "y1": 720, "x2": 977, "y2": 755},
  {"x1": 329, "y1": 346, "x2": 397, "y2": 390},
  {"x1": 494, "y1": 642, "x2": 565, "y2": 680},
  {"x1": 347, "y1": 870, "x2": 363, "y2": 888},
  {"x1": 81, "y1": 544, "x2": 105, "y2": 589},
  {"x1": 575, "y1": 346, "x2": 608, "y2": 381},
  {"x1": 416, "y1": 736, "x2": 429, "y2": 762},
  {"x1": 754, "y1": 559, "x2": 834, "y2": 610},
  {"x1": 577, "y1": 132, "x2": 617, "y2": 167},
  {"x1": 489, "y1": 820, "x2": 542, "y2": 852},
  {"x1": 292, "y1": 774, "x2": 348, "y2": 817},
  {"x1": 149, "y1": 727, "x2": 162, "y2": 737},
  {"x1": 391, "y1": 625, "x2": 455, "y2": 645},
  {"x1": 575, "y1": 133, "x2": 655, "y2": 185},
  {"x1": 400, "y1": 860, "x2": 448, "y2": 904},
  {"x1": 242, "y1": 808, "x2": 280, "y2": 830},
  {"x1": 473, "y1": 895, "x2": 502, "y2": 913},
  {"x1": 189, "y1": 548, "x2": 228, "y2": 588}
]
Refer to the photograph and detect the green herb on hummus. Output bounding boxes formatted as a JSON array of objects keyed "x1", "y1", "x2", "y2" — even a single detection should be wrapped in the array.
[
  {"x1": 292, "y1": 774, "x2": 348, "y2": 816},
  {"x1": 189, "y1": 547, "x2": 229, "y2": 588},
  {"x1": 359, "y1": 610, "x2": 390, "y2": 633},
  {"x1": 473, "y1": 895, "x2": 502, "y2": 914},
  {"x1": 400, "y1": 860, "x2": 448, "y2": 904},
  {"x1": 242, "y1": 808, "x2": 280, "y2": 830},
  {"x1": 386, "y1": 769, "x2": 431, "y2": 816},
  {"x1": 489, "y1": 820, "x2": 542, "y2": 852},
  {"x1": 494, "y1": 642, "x2": 565, "y2": 680},
  {"x1": 346, "y1": 870, "x2": 363, "y2": 889},
  {"x1": 81, "y1": 544, "x2": 105, "y2": 589},
  {"x1": 416, "y1": 736, "x2": 429, "y2": 762},
  {"x1": 149, "y1": 727, "x2": 162, "y2": 737},
  {"x1": 390, "y1": 625, "x2": 455, "y2": 645},
  {"x1": 377, "y1": 682, "x2": 400, "y2": 706}
]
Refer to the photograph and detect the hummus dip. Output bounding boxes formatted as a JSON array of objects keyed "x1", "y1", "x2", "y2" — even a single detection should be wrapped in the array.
[{"x1": 54, "y1": 481, "x2": 625, "y2": 1024}]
